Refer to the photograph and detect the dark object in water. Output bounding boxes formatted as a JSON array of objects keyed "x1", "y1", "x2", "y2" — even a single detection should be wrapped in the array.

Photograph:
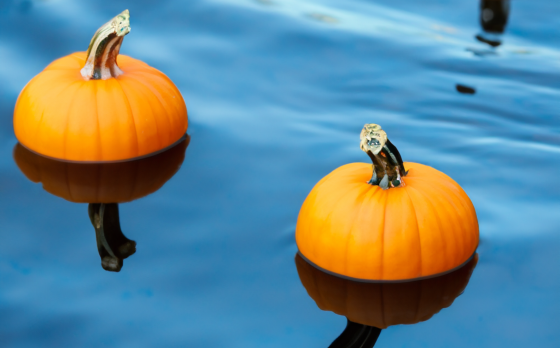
[
  {"x1": 480, "y1": 0, "x2": 510, "y2": 34},
  {"x1": 456, "y1": 84, "x2": 476, "y2": 95},
  {"x1": 475, "y1": 34, "x2": 501, "y2": 47}
]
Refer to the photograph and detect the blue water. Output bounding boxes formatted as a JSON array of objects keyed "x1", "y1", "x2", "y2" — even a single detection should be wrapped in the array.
[{"x1": 1, "y1": 0, "x2": 559, "y2": 347}]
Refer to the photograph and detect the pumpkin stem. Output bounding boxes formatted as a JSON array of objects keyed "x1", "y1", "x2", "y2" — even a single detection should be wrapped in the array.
[
  {"x1": 81, "y1": 10, "x2": 131, "y2": 80},
  {"x1": 360, "y1": 124, "x2": 407, "y2": 190},
  {"x1": 329, "y1": 319, "x2": 382, "y2": 348},
  {"x1": 88, "y1": 203, "x2": 136, "y2": 272}
]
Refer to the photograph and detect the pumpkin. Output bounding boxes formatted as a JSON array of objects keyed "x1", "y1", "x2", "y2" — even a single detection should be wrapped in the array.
[
  {"x1": 13, "y1": 136, "x2": 188, "y2": 203},
  {"x1": 296, "y1": 124, "x2": 479, "y2": 281},
  {"x1": 13, "y1": 10, "x2": 188, "y2": 162},
  {"x1": 296, "y1": 252, "x2": 478, "y2": 329}
]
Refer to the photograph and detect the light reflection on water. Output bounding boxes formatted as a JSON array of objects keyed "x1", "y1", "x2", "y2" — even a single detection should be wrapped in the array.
[{"x1": 0, "y1": 0, "x2": 558, "y2": 347}]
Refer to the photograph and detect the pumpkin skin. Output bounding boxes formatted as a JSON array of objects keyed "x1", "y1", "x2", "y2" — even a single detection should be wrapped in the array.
[
  {"x1": 296, "y1": 253, "x2": 478, "y2": 329},
  {"x1": 13, "y1": 52, "x2": 188, "y2": 162},
  {"x1": 296, "y1": 162, "x2": 479, "y2": 282},
  {"x1": 13, "y1": 136, "x2": 188, "y2": 203}
]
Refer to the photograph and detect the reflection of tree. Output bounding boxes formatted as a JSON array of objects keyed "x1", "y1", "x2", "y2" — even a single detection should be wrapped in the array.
[{"x1": 88, "y1": 203, "x2": 136, "y2": 272}]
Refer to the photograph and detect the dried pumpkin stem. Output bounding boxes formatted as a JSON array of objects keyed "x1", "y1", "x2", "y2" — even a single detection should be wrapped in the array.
[
  {"x1": 360, "y1": 124, "x2": 407, "y2": 190},
  {"x1": 81, "y1": 10, "x2": 131, "y2": 80}
]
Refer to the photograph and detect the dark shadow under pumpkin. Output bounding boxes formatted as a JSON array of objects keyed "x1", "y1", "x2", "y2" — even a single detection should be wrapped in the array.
[
  {"x1": 296, "y1": 253, "x2": 478, "y2": 347},
  {"x1": 13, "y1": 136, "x2": 189, "y2": 272}
]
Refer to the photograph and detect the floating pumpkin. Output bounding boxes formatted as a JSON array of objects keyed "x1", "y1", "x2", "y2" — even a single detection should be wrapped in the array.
[
  {"x1": 13, "y1": 136, "x2": 188, "y2": 203},
  {"x1": 296, "y1": 253, "x2": 478, "y2": 329},
  {"x1": 13, "y1": 10, "x2": 188, "y2": 162},
  {"x1": 296, "y1": 124, "x2": 479, "y2": 281}
]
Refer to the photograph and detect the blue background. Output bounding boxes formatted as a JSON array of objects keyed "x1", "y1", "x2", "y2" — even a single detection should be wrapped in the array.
[{"x1": 0, "y1": 0, "x2": 558, "y2": 347}]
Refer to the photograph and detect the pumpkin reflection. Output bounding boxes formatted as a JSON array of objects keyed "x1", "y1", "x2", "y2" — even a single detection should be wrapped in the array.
[
  {"x1": 13, "y1": 136, "x2": 189, "y2": 272},
  {"x1": 296, "y1": 253, "x2": 478, "y2": 347}
]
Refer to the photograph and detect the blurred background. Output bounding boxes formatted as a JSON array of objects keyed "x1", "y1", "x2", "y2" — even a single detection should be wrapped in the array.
[{"x1": 0, "y1": 0, "x2": 559, "y2": 347}]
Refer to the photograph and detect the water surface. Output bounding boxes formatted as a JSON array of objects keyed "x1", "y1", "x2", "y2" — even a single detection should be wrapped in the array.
[{"x1": 0, "y1": 0, "x2": 558, "y2": 347}]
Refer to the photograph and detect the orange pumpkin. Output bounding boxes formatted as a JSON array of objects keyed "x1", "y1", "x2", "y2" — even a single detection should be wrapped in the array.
[
  {"x1": 296, "y1": 253, "x2": 478, "y2": 329},
  {"x1": 13, "y1": 136, "x2": 188, "y2": 203},
  {"x1": 296, "y1": 124, "x2": 479, "y2": 281},
  {"x1": 13, "y1": 10, "x2": 188, "y2": 162}
]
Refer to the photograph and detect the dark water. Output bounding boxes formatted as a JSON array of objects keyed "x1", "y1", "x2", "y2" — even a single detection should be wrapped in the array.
[{"x1": 1, "y1": 0, "x2": 559, "y2": 347}]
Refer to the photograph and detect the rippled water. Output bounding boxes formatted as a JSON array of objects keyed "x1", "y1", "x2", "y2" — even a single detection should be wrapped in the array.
[{"x1": 0, "y1": 0, "x2": 559, "y2": 347}]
